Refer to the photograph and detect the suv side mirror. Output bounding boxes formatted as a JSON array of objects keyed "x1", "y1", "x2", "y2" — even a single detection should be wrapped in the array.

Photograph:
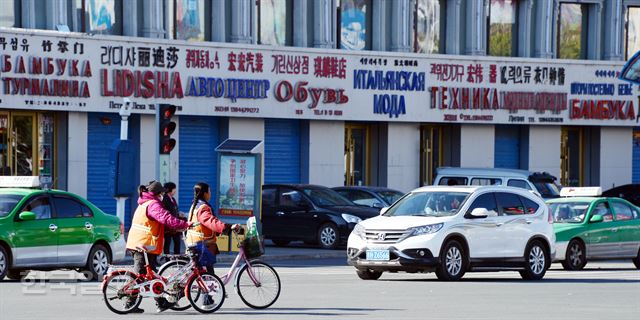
[
  {"x1": 589, "y1": 214, "x2": 603, "y2": 223},
  {"x1": 379, "y1": 207, "x2": 389, "y2": 215},
  {"x1": 19, "y1": 211, "x2": 36, "y2": 221},
  {"x1": 372, "y1": 202, "x2": 384, "y2": 209}
]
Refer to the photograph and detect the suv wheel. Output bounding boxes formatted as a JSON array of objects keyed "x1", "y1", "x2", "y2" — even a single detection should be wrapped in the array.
[
  {"x1": 633, "y1": 249, "x2": 640, "y2": 269},
  {"x1": 561, "y1": 239, "x2": 587, "y2": 271},
  {"x1": 435, "y1": 240, "x2": 466, "y2": 281},
  {"x1": 0, "y1": 246, "x2": 9, "y2": 280},
  {"x1": 6, "y1": 269, "x2": 29, "y2": 280},
  {"x1": 318, "y1": 223, "x2": 339, "y2": 249},
  {"x1": 85, "y1": 244, "x2": 110, "y2": 281},
  {"x1": 520, "y1": 241, "x2": 549, "y2": 280},
  {"x1": 356, "y1": 269, "x2": 382, "y2": 280}
]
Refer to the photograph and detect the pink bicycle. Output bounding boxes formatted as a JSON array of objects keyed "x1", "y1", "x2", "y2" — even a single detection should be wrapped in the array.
[{"x1": 158, "y1": 228, "x2": 281, "y2": 309}]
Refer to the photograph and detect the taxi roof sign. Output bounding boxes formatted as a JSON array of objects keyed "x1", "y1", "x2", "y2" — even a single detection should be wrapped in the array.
[
  {"x1": 560, "y1": 187, "x2": 602, "y2": 197},
  {"x1": 0, "y1": 176, "x2": 41, "y2": 188}
]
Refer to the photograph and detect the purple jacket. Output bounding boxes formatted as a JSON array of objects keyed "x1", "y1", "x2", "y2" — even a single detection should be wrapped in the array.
[{"x1": 138, "y1": 192, "x2": 190, "y2": 230}]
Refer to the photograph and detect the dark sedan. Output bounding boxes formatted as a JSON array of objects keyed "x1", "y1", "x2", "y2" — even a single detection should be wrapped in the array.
[
  {"x1": 332, "y1": 186, "x2": 404, "y2": 209},
  {"x1": 261, "y1": 184, "x2": 380, "y2": 249}
]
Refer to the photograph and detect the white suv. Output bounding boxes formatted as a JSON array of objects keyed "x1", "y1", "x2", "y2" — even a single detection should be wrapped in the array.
[{"x1": 347, "y1": 186, "x2": 556, "y2": 281}]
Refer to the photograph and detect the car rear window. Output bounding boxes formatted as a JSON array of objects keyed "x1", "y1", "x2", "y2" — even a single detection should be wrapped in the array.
[
  {"x1": 470, "y1": 178, "x2": 501, "y2": 186},
  {"x1": 0, "y1": 194, "x2": 23, "y2": 217},
  {"x1": 437, "y1": 177, "x2": 468, "y2": 186}
]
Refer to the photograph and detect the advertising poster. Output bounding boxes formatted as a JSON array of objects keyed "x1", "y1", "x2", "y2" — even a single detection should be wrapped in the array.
[
  {"x1": 340, "y1": 0, "x2": 367, "y2": 50},
  {"x1": 218, "y1": 154, "x2": 255, "y2": 217},
  {"x1": 176, "y1": 0, "x2": 204, "y2": 41},
  {"x1": 88, "y1": 0, "x2": 116, "y2": 33}
]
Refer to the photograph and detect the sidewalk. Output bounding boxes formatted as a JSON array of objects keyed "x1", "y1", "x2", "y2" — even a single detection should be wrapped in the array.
[{"x1": 115, "y1": 241, "x2": 346, "y2": 265}]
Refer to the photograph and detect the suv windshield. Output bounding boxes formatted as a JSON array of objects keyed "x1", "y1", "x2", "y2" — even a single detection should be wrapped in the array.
[
  {"x1": 376, "y1": 190, "x2": 403, "y2": 205},
  {"x1": 549, "y1": 202, "x2": 589, "y2": 223},
  {"x1": 0, "y1": 194, "x2": 24, "y2": 217},
  {"x1": 384, "y1": 191, "x2": 470, "y2": 217},
  {"x1": 302, "y1": 188, "x2": 353, "y2": 206},
  {"x1": 533, "y1": 182, "x2": 561, "y2": 198}
]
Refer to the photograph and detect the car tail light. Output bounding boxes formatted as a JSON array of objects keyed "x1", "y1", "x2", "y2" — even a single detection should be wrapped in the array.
[{"x1": 120, "y1": 222, "x2": 125, "y2": 235}]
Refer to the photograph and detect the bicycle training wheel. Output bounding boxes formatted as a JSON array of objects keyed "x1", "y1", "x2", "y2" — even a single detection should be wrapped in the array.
[
  {"x1": 102, "y1": 270, "x2": 141, "y2": 315},
  {"x1": 158, "y1": 258, "x2": 191, "y2": 311},
  {"x1": 185, "y1": 272, "x2": 225, "y2": 314},
  {"x1": 236, "y1": 261, "x2": 281, "y2": 309}
]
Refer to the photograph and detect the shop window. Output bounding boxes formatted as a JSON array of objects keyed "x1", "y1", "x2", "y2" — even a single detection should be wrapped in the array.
[
  {"x1": 413, "y1": 0, "x2": 443, "y2": 54},
  {"x1": 79, "y1": 0, "x2": 123, "y2": 35},
  {"x1": 488, "y1": 0, "x2": 517, "y2": 57},
  {"x1": 345, "y1": 124, "x2": 370, "y2": 186},
  {"x1": 338, "y1": 0, "x2": 372, "y2": 50},
  {"x1": 170, "y1": 0, "x2": 207, "y2": 41},
  {"x1": 259, "y1": 0, "x2": 292, "y2": 46},
  {"x1": 558, "y1": 2, "x2": 588, "y2": 59},
  {"x1": 0, "y1": 0, "x2": 20, "y2": 28},
  {"x1": 560, "y1": 127, "x2": 584, "y2": 186},
  {"x1": 626, "y1": 6, "x2": 640, "y2": 60},
  {"x1": 420, "y1": 125, "x2": 442, "y2": 186}
]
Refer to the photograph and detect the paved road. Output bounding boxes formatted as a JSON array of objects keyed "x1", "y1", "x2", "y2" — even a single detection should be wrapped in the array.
[{"x1": 0, "y1": 260, "x2": 638, "y2": 320}]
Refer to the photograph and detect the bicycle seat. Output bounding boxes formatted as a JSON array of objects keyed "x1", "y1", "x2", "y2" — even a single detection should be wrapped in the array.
[{"x1": 135, "y1": 244, "x2": 155, "y2": 252}]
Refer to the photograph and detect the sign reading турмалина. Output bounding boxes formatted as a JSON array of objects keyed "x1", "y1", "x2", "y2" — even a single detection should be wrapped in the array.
[{"x1": 0, "y1": 28, "x2": 637, "y2": 126}]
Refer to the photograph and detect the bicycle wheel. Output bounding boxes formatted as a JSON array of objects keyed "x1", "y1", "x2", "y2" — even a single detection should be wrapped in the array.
[
  {"x1": 158, "y1": 258, "x2": 191, "y2": 311},
  {"x1": 185, "y1": 272, "x2": 225, "y2": 314},
  {"x1": 236, "y1": 261, "x2": 281, "y2": 309},
  {"x1": 102, "y1": 270, "x2": 141, "y2": 314}
]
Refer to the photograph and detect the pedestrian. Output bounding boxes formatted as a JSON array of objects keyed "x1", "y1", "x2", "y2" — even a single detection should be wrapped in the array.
[
  {"x1": 125, "y1": 180, "x2": 192, "y2": 313},
  {"x1": 162, "y1": 182, "x2": 185, "y2": 255},
  {"x1": 186, "y1": 182, "x2": 237, "y2": 275}
]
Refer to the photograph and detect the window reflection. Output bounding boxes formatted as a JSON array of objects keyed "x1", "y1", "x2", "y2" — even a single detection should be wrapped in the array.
[
  {"x1": 626, "y1": 7, "x2": 640, "y2": 60},
  {"x1": 558, "y1": 3, "x2": 584, "y2": 59},
  {"x1": 488, "y1": 0, "x2": 516, "y2": 56},
  {"x1": 175, "y1": 0, "x2": 205, "y2": 41},
  {"x1": 259, "y1": 0, "x2": 290, "y2": 46},
  {"x1": 414, "y1": 0, "x2": 441, "y2": 53},
  {"x1": 86, "y1": 0, "x2": 121, "y2": 35},
  {"x1": 0, "y1": 0, "x2": 20, "y2": 28},
  {"x1": 340, "y1": 0, "x2": 370, "y2": 50}
]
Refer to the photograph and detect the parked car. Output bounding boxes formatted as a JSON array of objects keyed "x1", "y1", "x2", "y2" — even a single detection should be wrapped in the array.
[
  {"x1": 261, "y1": 184, "x2": 380, "y2": 249},
  {"x1": 547, "y1": 187, "x2": 640, "y2": 270},
  {"x1": 347, "y1": 185, "x2": 555, "y2": 281},
  {"x1": 433, "y1": 167, "x2": 561, "y2": 199},
  {"x1": 0, "y1": 177, "x2": 126, "y2": 281},
  {"x1": 332, "y1": 186, "x2": 404, "y2": 209},
  {"x1": 602, "y1": 184, "x2": 640, "y2": 207}
]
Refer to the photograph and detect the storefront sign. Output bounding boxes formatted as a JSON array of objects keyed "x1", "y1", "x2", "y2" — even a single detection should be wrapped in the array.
[{"x1": 0, "y1": 28, "x2": 637, "y2": 126}]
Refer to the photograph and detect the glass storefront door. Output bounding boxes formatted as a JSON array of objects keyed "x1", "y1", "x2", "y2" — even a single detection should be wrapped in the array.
[
  {"x1": 345, "y1": 124, "x2": 369, "y2": 186},
  {"x1": 561, "y1": 127, "x2": 584, "y2": 186},
  {"x1": 0, "y1": 111, "x2": 55, "y2": 185},
  {"x1": 420, "y1": 125, "x2": 442, "y2": 186}
]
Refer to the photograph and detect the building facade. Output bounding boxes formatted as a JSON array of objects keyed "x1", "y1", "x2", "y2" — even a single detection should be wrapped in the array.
[{"x1": 1, "y1": 0, "x2": 639, "y2": 226}]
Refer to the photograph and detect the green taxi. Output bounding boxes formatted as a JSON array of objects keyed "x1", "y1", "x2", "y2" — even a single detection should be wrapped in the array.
[
  {"x1": 548, "y1": 187, "x2": 640, "y2": 270},
  {"x1": 0, "y1": 177, "x2": 125, "y2": 280}
]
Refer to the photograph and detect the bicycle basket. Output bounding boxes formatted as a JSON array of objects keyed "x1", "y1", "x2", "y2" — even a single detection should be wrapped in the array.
[{"x1": 242, "y1": 235, "x2": 265, "y2": 259}]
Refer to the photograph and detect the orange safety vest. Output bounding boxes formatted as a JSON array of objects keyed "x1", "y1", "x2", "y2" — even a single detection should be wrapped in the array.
[
  {"x1": 186, "y1": 205, "x2": 215, "y2": 245},
  {"x1": 126, "y1": 200, "x2": 165, "y2": 255}
]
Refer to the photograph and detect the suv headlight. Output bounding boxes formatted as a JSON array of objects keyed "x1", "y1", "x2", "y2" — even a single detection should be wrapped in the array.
[
  {"x1": 407, "y1": 223, "x2": 443, "y2": 238},
  {"x1": 352, "y1": 223, "x2": 365, "y2": 239},
  {"x1": 342, "y1": 213, "x2": 362, "y2": 224}
]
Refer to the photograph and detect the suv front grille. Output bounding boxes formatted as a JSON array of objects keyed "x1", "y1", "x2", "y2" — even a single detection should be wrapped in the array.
[{"x1": 364, "y1": 229, "x2": 409, "y2": 244}]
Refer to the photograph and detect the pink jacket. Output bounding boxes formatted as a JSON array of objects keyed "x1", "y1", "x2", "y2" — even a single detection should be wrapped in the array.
[
  {"x1": 193, "y1": 200, "x2": 226, "y2": 234},
  {"x1": 138, "y1": 192, "x2": 190, "y2": 230}
]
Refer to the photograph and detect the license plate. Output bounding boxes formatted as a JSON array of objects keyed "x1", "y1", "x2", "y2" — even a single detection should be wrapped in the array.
[{"x1": 366, "y1": 250, "x2": 390, "y2": 261}]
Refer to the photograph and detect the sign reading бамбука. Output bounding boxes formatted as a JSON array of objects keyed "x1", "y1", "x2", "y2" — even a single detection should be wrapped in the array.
[{"x1": 0, "y1": 28, "x2": 637, "y2": 126}]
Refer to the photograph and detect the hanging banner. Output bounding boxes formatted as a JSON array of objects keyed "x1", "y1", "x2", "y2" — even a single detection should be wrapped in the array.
[{"x1": 0, "y1": 28, "x2": 637, "y2": 126}]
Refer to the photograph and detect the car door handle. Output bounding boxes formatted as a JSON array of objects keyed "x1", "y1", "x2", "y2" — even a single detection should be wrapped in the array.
[
  {"x1": 85, "y1": 222, "x2": 93, "y2": 230},
  {"x1": 495, "y1": 222, "x2": 504, "y2": 227},
  {"x1": 49, "y1": 224, "x2": 58, "y2": 232},
  {"x1": 611, "y1": 228, "x2": 618, "y2": 233},
  {"x1": 525, "y1": 220, "x2": 533, "y2": 224},
  {"x1": 276, "y1": 211, "x2": 285, "y2": 216}
]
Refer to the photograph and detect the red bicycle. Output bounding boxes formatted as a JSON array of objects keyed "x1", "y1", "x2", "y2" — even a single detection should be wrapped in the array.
[{"x1": 102, "y1": 240, "x2": 225, "y2": 314}]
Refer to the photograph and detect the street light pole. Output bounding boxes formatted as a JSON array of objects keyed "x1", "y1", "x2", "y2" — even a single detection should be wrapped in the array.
[{"x1": 116, "y1": 98, "x2": 132, "y2": 223}]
